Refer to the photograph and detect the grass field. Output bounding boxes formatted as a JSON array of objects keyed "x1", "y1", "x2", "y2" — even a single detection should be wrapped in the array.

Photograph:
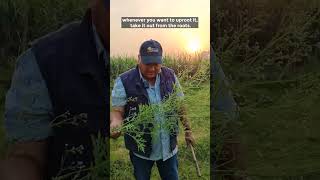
[
  {"x1": 212, "y1": 0, "x2": 320, "y2": 179},
  {"x1": 236, "y1": 71, "x2": 320, "y2": 179}
]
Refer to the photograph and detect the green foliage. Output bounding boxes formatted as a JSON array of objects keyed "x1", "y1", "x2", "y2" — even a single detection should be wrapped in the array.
[
  {"x1": 212, "y1": 0, "x2": 320, "y2": 81},
  {"x1": 0, "y1": 0, "x2": 87, "y2": 65},
  {"x1": 212, "y1": 1, "x2": 320, "y2": 179},
  {"x1": 110, "y1": 54, "x2": 210, "y2": 90},
  {"x1": 88, "y1": 134, "x2": 109, "y2": 179},
  {"x1": 112, "y1": 84, "x2": 185, "y2": 153},
  {"x1": 110, "y1": 56, "x2": 137, "y2": 84},
  {"x1": 52, "y1": 134, "x2": 109, "y2": 180}
]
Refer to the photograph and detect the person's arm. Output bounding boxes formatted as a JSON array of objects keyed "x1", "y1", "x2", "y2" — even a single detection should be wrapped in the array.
[
  {"x1": 110, "y1": 77, "x2": 127, "y2": 139},
  {"x1": 110, "y1": 107, "x2": 124, "y2": 138},
  {"x1": 173, "y1": 74, "x2": 195, "y2": 146},
  {"x1": 178, "y1": 104, "x2": 195, "y2": 147},
  {"x1": 1, "y1": 49, "x2": 53, "y2": 180}
]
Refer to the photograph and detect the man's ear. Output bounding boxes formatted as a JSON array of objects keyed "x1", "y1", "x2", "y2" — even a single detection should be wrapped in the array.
[{"x1": 137, "y1": 55, "x2": 141, "y2": 64}]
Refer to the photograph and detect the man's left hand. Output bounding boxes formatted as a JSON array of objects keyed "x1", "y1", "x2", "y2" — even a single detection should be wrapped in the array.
[{"x1": 185, "y1": 130, "x2": 195, "y2": 147}]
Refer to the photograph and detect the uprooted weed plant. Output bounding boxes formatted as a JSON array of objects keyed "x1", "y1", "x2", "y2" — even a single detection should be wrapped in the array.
[{"x1": 111, "y1": 84, "x2": 185, "y2": 153}]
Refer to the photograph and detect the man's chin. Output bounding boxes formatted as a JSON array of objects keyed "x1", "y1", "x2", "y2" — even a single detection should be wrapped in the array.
[{"x1": 145, "y1": 74, "x2": 156, "y2": 79}]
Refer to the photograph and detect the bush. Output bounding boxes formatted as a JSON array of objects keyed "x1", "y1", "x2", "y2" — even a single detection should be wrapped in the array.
[
  {"x1": 0, "y1": 0, "x2": 87, "y2": 65},
  {"x1": 212, "y1": 0, "x2": 320, "y2": 81}
]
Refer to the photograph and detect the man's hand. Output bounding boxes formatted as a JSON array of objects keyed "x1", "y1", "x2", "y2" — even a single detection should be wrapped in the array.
[
  {"x1": 110, "y1": 118, "x2": 123, "y2": 139},
  {"x1": 185, "y1": 130, "x2": 195, "y2": 147},
  {"x1": 178, "y1": 105, "x2": 195, "y2": 146},
  {"x1": 110, "y1": 107, "x2": 124, "y2": 139}
]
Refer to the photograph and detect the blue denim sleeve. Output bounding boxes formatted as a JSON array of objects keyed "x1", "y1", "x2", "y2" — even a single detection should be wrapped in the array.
[
  {"x1": 111, "y1": 77, "x2": 127, "y2": 107},
  {"x1": 212, "y1": 51, "x2": 239, "y2": 120},
  {"x1": 4, "y1": 49, "x2": 53, "y2": 142}
]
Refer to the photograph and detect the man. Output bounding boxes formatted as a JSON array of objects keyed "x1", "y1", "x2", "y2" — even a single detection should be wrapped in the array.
[
  {"x1": 0, "y1": 0, "x2": 110, "y2": 179},
  {"x1": 110, "y1": 39, "x2": 195, "y2": 180}
]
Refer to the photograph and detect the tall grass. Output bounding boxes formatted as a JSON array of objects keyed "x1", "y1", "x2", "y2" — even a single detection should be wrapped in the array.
[
  {"x1": 110, "y1": 54, "x2": 210, "y2": 90},
  {"x1": 212, "y1": 0, "x2": 320, "y2": 81},
  {"x1": 212, "y1": 0, "x2": 320, "y2": 179},
  {"x1": 0, "y1": 0, "x2": 87, "y2": 63}
]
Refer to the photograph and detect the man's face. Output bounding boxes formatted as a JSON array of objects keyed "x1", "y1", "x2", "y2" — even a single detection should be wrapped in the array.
[{"x1": 138, "y1": 56, "x2": 162, "y2": 80}]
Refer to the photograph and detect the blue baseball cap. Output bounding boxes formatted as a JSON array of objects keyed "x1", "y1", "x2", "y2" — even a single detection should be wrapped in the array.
[{"x1": 139, "y1": 39, "x2": 163, "y2": 64}]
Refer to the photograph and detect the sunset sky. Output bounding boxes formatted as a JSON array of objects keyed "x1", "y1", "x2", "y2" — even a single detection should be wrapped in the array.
[{"x1": 110, "y1": 0, "x2": 210, "y2": 56}]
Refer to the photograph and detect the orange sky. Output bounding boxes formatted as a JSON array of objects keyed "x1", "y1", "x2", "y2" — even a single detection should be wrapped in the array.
[{"x1": 110, "y1": 0, "x2": 210, "y2": 57}]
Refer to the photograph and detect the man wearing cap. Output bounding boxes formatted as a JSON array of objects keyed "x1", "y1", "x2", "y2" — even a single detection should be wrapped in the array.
[{"x1": 110, "y1": 39, "x2": 195, "y2": 180}]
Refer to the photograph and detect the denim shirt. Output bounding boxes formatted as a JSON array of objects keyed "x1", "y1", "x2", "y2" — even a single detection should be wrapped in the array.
[
  {"x1": 4, "y1": 22, "x2": 108, "y2": 142},
  {"x1": 112, "y1": 70, "x2": 183, "y2": 161}
]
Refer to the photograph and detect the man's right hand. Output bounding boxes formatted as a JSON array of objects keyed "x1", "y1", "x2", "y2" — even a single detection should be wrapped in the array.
[
  {"x1": 110, "y1": 107, "x2": 124, "y2": 139},
  {"x1": 110, "y1": 118, "x2": 123, "y2": 139}
]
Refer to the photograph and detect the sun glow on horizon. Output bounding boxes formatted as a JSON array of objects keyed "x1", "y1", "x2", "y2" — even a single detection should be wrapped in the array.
[
  {"x1": 111, "y1": 0, "x2": 209, "y2": 56},
  {"x1": 187, "y1": 39, "x2": 201, "y2": 53}
]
